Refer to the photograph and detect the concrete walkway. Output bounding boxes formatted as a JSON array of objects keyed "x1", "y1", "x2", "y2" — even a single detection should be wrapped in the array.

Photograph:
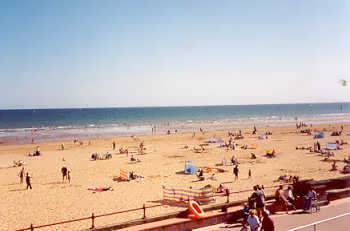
[{"x1": 194, "y1": 197, "x2": 350, "y2": 231}]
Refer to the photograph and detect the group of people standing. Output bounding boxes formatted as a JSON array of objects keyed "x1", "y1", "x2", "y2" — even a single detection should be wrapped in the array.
[
  {"x1": 18, "y1": 167, "x2": 32, "y2": 189},
  {"x1": 243, "y1": 185, "x2": 275, "y2": 231},
  {"x1": 61, "y1": 165, "x2": 71, "y2": 182},
  {"x1": 18, "y1": 165, "x2": 71, "y2": 190}
]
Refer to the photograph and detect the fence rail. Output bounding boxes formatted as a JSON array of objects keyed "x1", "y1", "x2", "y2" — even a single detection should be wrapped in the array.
[
  {"x1": 288, "y1": 212, "x2": 350, "y2": 231},
  {"x1": 16, "y1": 183, "x2": 287, "y2": 231}
]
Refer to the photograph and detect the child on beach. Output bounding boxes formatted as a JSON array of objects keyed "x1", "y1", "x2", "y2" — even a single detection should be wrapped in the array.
[
  {"x1": 67, "y1": 170, "x2": 71, "y2": 183},
  {"x1": 197, "y1": 169, "x2": 205, "y2": 181}
]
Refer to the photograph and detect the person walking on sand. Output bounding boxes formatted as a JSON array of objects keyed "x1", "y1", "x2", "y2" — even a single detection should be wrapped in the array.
[
  {"x1": 248, "y1": 169, "x2": 252, "y2": 179},
  {"x1": 67, "y1": 170, "x2": 71, "y2": 183},
  {"x1": 316, "y1": 140, "x2": 321, "y2": 151},
  {"x1": 233, "y1": 165, "x2": 239, "y2": 181},
  {"x1": 253, "y1": 125, "x2": 257, "y2": 135},
  {"x1": 61, "y1": 165, "x2": 68, "y2": 182},
  {"x1": 112, "y1": 141, "x2": 116, "y2": 150},
  {"x1": 26, "y1": 173, "x2": 32, "y2": 189},
  {"x1": 19, "y1": 167, "x2": 25, "y2": 184}
]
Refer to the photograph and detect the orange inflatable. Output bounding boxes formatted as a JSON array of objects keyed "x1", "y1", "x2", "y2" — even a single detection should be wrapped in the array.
[{"x1": 188, "y1": 200, "x2": 205, "y2": 219}]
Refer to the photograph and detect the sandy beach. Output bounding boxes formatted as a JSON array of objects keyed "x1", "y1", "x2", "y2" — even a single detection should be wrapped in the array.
[{"x1": 1, "y1": 123, "x2": 349, "y2": 230}]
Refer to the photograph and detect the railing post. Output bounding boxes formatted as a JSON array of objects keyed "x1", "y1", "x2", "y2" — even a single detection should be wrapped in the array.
[
  {"x1": 225, "y1": 189, "x2": 230, "y2": 203},
  {"x1": 91, "y1": 213, "x2": 95, "y2": 229},
  {"x1": 30, "y1": 224, "x2": 34, "y2": 231},
  {"x1": 143, "y1": 204, "x2": 146, "y2": 220}
]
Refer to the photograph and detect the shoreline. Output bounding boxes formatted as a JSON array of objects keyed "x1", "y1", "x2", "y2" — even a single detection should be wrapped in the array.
[{"x1": 1, "y1": 117, "x2": 350, "y2": 145}]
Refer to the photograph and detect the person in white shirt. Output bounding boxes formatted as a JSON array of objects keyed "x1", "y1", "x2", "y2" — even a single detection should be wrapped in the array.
[{"x1": 284, "y1": 186, "x2": 296, "y2": 210}]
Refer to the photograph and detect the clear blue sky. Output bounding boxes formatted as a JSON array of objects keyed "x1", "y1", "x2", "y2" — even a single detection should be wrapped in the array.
[{"x1": 0, "y1": 0, "x2": 349, "y2": 109}]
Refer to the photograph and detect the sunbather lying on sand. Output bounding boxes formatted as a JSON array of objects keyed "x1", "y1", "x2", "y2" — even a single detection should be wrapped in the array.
[
  {"x1": 88, "y1": 186, "x2": 113, "y2": 192},
  {"x1": 193, "y1": 146, "x2": 205, "y2": 153},
  {"x1": 216, "y1": 184, "x2": 227, "y2": 193},
  {"x1": 91, "y1": 152, "x2": 112, "y2": 160},
  {"x1": 28, "y1": 150, "x2": 41, "y2": 156},
  {"x1": 129, "y1": 171, "x2": 144, "y2": 180},
  {"x1": 331, "y1": 131, "x2": 342, "y2": 136},
  {"x1": 335, "y1": 140, "x2": 348, "y2": 146},
  {"x1": 130, "y1": 155, "x2": 141, "y2": 162},
  {"x1": 316, "y1": 149, "x2": 335, "y2": 157},
  {"x1": 234, "y1": 135, "x2": 244, "y2": 140},
  {"x1": 119, "y1": 147, "x2": 129, "y2": 155},
  {"x1": 13, "y1": 160, "x2": 25, "y2": 167},
  {"x1": 296, "y1": 145, "x2": 312, "y2": 150},
  {"x1": 300, "y1": 129, "x2": 311, "y2": 135},
  {"x1": 241, "y1": 144, "x2": 257, "y2": 150}
]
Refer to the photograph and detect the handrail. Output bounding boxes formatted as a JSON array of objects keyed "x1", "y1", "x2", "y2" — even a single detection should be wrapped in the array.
[
  {"x1": 16, "y1": 183, "x2": 286, "y2": 231},
  {"x1": 288, "y1": 212, "x2": 350, "y2": 231}
]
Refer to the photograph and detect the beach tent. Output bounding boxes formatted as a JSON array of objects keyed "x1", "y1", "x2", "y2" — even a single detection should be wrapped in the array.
[
  {"x1": 314, "y1": 131, "x2": 325, "y2": 139},
  {"x1": 184, "y1": 160, "x2": 197, "y2": 174},
  {"x1": 326, "y1": 143, "x2": 337, "y2": 150},
  {"x1": 206, "y1": 136, "x2": 224, "y2": 143}
]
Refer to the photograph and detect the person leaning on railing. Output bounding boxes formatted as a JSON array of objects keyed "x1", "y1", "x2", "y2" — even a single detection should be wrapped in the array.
[{"x1": 303, "y1": 187, "x2": 316, "y2": 213}]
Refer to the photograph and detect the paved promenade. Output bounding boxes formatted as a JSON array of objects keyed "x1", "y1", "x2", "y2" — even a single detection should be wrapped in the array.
[{"x1": 195, "y1": 197, "x2": 350, "y2": 231}]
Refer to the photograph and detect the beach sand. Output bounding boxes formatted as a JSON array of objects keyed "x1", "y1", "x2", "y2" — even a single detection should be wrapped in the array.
[{"x1": 1, "y1": 123, "x2": 349, "y2": 230}]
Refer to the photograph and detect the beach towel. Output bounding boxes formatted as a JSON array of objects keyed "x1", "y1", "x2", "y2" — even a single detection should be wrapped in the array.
[
  {"x1": 206, "y1": 136, "x2": 224, "y2": 144},
  {"x1": 326, "y1": 143, "x2": 337, "y2": 150},
  {"x1": 248, "y1": 144, "x2": 257, "y2": 149}
]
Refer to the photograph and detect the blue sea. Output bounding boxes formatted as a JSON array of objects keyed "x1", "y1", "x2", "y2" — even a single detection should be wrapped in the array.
[{"x1": 0, "y1": 103, "x2": 349, "y2": 143}]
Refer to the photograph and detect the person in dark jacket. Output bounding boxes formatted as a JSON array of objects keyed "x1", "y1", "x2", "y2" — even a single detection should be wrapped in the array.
[{"x1": 262, "y1": 210, "x2": 275, "y2": 231}]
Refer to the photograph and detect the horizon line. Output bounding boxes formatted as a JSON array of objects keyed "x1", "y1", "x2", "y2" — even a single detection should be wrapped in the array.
[{"x1": 1, "y1": 101, "x2": 349, "y2": 111}]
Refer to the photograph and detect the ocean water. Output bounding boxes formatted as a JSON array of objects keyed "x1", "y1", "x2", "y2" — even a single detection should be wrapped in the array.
[{"x1": 0, "y1": 103, "x2": 349, "y2": 142}]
